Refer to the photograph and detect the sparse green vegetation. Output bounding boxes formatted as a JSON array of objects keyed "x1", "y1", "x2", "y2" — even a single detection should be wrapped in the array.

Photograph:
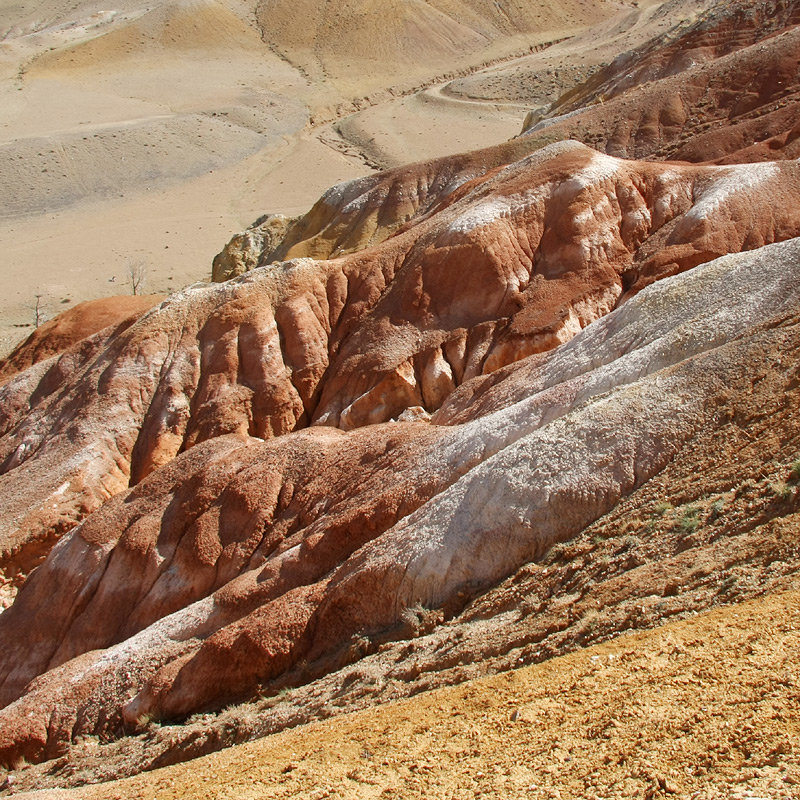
[
  {"x1": 678, "y1": 506, "x2": 701, "y2": 534},
  {"x1": 790, "y1": 459, "x2": 800, "y2": 482},
  {"x1": 348, "y1": 634, "x2": 373, "y2": 658},
  {"x1": 735, "y1": 478, "x2": 760, "y2": 498},
  {"x1": 679, "y1": 516, "x2": 700, "y2": 534},
  {"x1": 578, "y1": 608, "x2": 603, "y2": 636},
  {"x1": 654, "y1": 500, "x2": 673, "y2": 516},
  {"x1": 400, "y1": 603, "x2": 443, "y2": 637},
  {"x1": 595, "y1": 555, "x2": 610, "y2": 571},
  {"x1": 546, "y1": 540, "x2": 570, "y2": 562}
]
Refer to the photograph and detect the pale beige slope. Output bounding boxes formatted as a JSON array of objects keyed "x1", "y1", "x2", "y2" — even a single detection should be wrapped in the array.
[
  {"x1": 14, "y1": 590, "x2": 799, "y2": 799},
  {"x1": 0, "y1": 137, "x2": 370, "y2": 358},
  {"x1": 0, "y1": 0, "x2": 332, "y2": 356},
  {"x1": 256, "y1": 0, "x2": 622, "y2": 93},
  {"x1": 301, "y1": 0, "x2": 714, "y2": 184},
  {"x1": 446, "y1": 0, "x2": 719, "y2": 110},
  {"x1": 0, "y1": 0, "x2": 310, "y2": 215},
  {"x1": 325, "y1": 86, "x2": 525, "y2": 171}
]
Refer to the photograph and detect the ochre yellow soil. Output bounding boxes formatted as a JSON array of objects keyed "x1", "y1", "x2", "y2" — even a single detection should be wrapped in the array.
[{"x1": 40, "y1": 590, "x2": 799, "y2": 800}]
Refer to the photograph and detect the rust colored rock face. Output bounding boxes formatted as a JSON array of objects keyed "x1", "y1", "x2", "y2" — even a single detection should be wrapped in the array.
[
  {"x1": 3, "y1": 0, "x2": 800, "y2": 774},
  {"x1": 4, "y1": 145, "x2": 800, "y2": 597},
  {"x1": 0, "y1": 295, "x2": 163, "y2": 386},
  {"x1": 2, "y1": 140, "x2": 800, "y2": 764},
  {"x1": 522, "y1": 0, "x2": 800, "y2": 164},
  {"x1": 3, "y1": 235, "x2": 800, "y2": 766}
]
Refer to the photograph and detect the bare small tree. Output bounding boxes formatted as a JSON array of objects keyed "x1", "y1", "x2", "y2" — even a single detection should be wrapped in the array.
[
  {"x1": 127, "y1": 259, "x2": 147, "y2": 295},
  {"x1": 32, "y1": 294, "x2": 44, "y2": 328}
]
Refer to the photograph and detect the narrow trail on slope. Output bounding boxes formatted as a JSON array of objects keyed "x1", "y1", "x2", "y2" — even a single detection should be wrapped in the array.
[{"x1": 298, "y1": 0, "x2": 720, "y2": 187}]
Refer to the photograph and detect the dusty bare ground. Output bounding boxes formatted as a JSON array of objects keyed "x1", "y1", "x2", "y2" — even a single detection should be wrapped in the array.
[{"x1": 12, "y1": 588, "x2": 799, "y2": 800}]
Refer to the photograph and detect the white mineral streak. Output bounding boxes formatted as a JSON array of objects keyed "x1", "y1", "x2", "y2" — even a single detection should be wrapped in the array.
[
  {"x1": 650, "y1": 168, "x2": 692, "y2": 228},
  {"x1": 563, "y1": 150, "x2": 621, "y2": 192},
  {"x1": 447, "y1": 190, "x2": 545, "y2": 234},
  {"x1": 447, "y1": 142, "x2": 605, "y2": 235},
  {"x1": 325, "y1": 238, "x2": 800, "y2": 613},
  {"x1": 321, "y1": 175, "x2": 376, "y2": 211},
  {"x1": 74, "y1": 596, "x2": 218, "y2": 683},
  {"x1": 686, "y1": 162, "x2": 780, "y2": 222},
  {"x1": 522, "y1": 106, "x2": 587, "y2": 134}
]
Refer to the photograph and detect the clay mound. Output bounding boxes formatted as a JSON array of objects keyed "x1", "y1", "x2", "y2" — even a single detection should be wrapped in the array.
[
  {"x1": 0, "y1": 295, "x2": 163, "y2": 386},
  {"x1": 211, "y1": 142, "x2": 534, "y2": 276},
  {"x1": 3, "y1": 144, "x2": 800, "y2": 596},
  {"x1": 216, "y1": 135, "x2": 800, "y2": 275},
  {"x1": 555, "y1": 0, "x2": 800, "y2": 114},
  {"x1": 26, "y1": 0, "x2": 265, "y2": 76},
  {"x1": 2, "y1": 236, "x2": 800, "y2": 766},
  {"x1": 522, "y1": 0, "x2": 800, "y2": 163}
]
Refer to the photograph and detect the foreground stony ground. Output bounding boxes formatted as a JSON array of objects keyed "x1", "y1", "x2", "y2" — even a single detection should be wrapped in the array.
[{"x1": 14, "y1": 589, "x2": 799, "y2": 800}]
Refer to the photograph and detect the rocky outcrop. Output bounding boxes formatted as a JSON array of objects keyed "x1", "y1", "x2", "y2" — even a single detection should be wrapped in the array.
[
  {"x1": 4, "y1": 145, "x2": 800, "y2": 604},
  {"x1": 522, "y1": 0, "x2": 800, "y2": 163},
  {"x1": 555, "y1": 0, "x2": 800, "y2": 116},
  {"x1": 211, "y1": 215, "x2": 298, "y2": 282},
  {"x1": 211, "y1": 143, "x2": 533, "y2": 267}
]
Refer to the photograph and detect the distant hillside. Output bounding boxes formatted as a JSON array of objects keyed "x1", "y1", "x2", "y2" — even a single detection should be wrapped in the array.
[{"x1": 255, "y1": 0, "x2": 622, "y2": 90}]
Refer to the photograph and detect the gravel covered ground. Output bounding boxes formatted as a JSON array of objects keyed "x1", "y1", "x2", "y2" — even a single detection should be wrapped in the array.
[{"x1": 14, "y1": 588, "x2": 800, "y2": 800}]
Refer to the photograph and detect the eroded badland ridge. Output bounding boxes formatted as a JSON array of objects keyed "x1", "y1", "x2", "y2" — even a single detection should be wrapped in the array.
[{"x1": 1, "y1": 0, "x2": 800, "y2": 797}]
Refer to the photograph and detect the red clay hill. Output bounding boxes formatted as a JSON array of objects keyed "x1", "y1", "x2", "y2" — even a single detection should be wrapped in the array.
[{"x1": 1, "y1": 0, "x2": 800, "y2": 787}]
